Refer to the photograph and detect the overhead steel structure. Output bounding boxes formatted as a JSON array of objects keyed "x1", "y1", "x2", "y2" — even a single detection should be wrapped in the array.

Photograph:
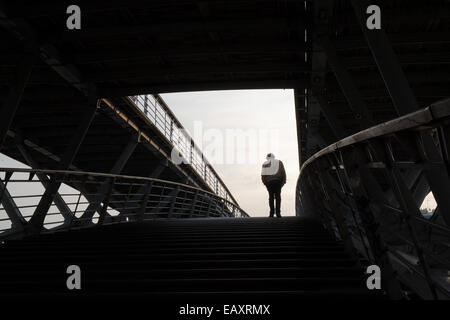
[
  {"x1": 0, "y1": 0, "x2": 449, "y2": 299},
  {"x1": 295, "y1": 0, "x2": 450, "y2": 300}
]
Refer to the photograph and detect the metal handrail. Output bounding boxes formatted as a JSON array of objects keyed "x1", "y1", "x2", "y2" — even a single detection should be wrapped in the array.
[
  {"x1": 128, "y1": 94, "x2": 237, "y2": 204},
  {"x1": 0, "y1": 168, "x2": 249, "y2": 240},
  {"x1": 300, "y1": 98, "x2": 450, "y2": 176},
  {"x1": 296, "y1": 98, "x2": 450, "y2": 299}
]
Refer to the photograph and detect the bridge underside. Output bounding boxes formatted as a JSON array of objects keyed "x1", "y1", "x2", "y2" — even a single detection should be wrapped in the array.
[
  {"x1": 0, "y1": 0, "x2": 308, "y2": 98},
  {"x1": 299, "y1": 0, "x2": 450, "y2": 162},
  {"x1": 0, "y1": 0, "x2": 450, "y2": 301},
  {"x1": 2, "y1": 1, "x2": 448, "y2": 165}
]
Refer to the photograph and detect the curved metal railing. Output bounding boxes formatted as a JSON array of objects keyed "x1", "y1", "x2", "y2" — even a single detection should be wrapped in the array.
[
  {"x1": 296, "y1": 98, "x2": 450, "y2": 299},
  {"x1": 0, "y1": 168, "x2": 249, "y2": 240},
  {"x1": 128, "y1": 94, "x2": 237, "y2": 204}
]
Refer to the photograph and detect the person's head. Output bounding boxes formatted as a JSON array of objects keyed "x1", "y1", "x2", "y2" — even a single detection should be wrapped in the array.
[{"x1": 266, "y1": 153, "x2": 275, "y2": 160}]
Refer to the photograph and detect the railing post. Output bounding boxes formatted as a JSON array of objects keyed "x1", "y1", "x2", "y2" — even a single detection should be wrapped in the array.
[
  {"x1": 77, "y1": 136, "x2": 138, "y2": 223},
  {"x1": 144, "y1": 95, "x2": 148, "y2": 115},
  {"x1": 318, "y1": 161, "x2": 359, "y2": 260},
  {"x1": 17, "y1": 143, "x2": 73, "y2": 225},
  {"x1": 27, "y1": 102, "x2": 98, "y2": 233},
  {"x1": 122, "y1": 182, "x2": 134, "y2": 214},
  {"x1": 98, "y1": 177, "x2": 115, "y2": 226},
  {"x1": 206, "y1": 196, "x2": 214, "y2": 217},
  {"x1": 220, "y1": 200, "x2": 226, "y2": 217},
  {"x1": 69, "y1": 192, "x2": 83, "y2": 227},
  {"x1": 189, "y1": 190, "x2": 199, "y2": 218},
  {"x1": 138, "y1": 181, "x2": 153, "y2": 222},
  {"x1": 168, "y1": 186, "x2": 180, "y2": 218}
]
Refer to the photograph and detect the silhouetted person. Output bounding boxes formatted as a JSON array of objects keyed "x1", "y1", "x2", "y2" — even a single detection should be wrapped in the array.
[{"x1": 261, "y1": 153, "x2": 286, "y2": 217}]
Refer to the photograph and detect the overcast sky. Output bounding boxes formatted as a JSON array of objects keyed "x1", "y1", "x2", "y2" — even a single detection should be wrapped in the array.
[{"x1": 161, "y1": 89, "x2": 298, "y2": 217}]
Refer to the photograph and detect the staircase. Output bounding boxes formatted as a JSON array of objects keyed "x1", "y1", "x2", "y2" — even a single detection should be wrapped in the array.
[{"x1": 0, "y1": 217, "x2": 380, "y2": 300}]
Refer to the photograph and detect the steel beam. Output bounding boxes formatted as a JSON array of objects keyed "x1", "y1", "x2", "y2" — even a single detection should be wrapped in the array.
[
  {"x1": 78, "y1": 137, "x2": 139, "y2": 222},
  {"x1": 320, "y1": 37, "x2": 374, "y2": 128},
  {"x1": 335, "y1": 32, "x2": 450, "y2": 51},
  {"x1": 0, "y1": 55, "x2": 34, "y2": 149},
  {"x1": 6, "y1": 130, "x2": 80, "y2": 171},
  {"x1": 87, "y1": 61, "x2": 309, "y2": 82},
  {"x1": 417, "y1": 133, "x2": 450, "y2": 226},
  {"x1": 318, "y1": 166, "x2": 359, "y2": 259},
  {"x1": 0, "y1": 178, "x2": 26, "y2": 231},
  {"x1": 313, "y1": 93, "x2": 346, "y2": 139},
  {"x1": 0, "y1": 5, "x2": 96, "y2": 97},
  {"x1": 189, "y1": 190, "x2": 200, "y2": 218},
  {"x1": 17, "y1": 144, "x2": 73, "y2": 223},
  {"x1": 341, "y1": 148, "x2": 404, "y2": 299},
  {"x1": 350, "y1": 0, "x2": 450, "y2": 228},
  {"x1": 351, "y1": 0, "x2": 450, "y2": 226},
  {"x1": 305, "y1": 95, "x2": 323, "y2": 158},
  {"x1": 137, "y1": 181, "x2": 153, "y2": 222},
  {"x1": 294, "y1": 88, "x2": 307, "y2": 166},
  {"x1": 27, "y1": 103, "x2": 98, "y2": 232},
  {"x1": 386, "y1": 165, "x2": 438, "y2": 299},
  {"x1": 67, "y1": 41, "x2": 308, "y2": 64},
  {"x1": 58, "y1": 103, "x2": 99, "y2": 170},
  {"x1": 97, "y1": 178, "x2": 115, "y2": 226},
  {"x1": 100, "y1": 78, "x2": 309, "y2": 97},
  {"x1": 168, "y1": 186, "x2": 180, "y2": 218},
  {"x1": 118, "y1": 163, "x2": 167, "y2": 219},
  {"x1": 411, "y1": 173, "x2": 430, "y2": 207},
  {"x1": 150, "y1": 187, "x2": 179, "y2": 215},
  {"x1": 58, "y1": 17, "x2": 306, "y2": 41},
  {"x1": 350, "y1": 0, "x2": 418, "y2": 115}
]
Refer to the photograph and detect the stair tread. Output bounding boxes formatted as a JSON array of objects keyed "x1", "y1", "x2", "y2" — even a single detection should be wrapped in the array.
[{"x1": 0, "y1": 217, "x2": 376, "y2": 298}]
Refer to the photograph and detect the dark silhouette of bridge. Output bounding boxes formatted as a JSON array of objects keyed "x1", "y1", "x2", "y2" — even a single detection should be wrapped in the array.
[{"x1": 0, "y1": 0, "x2": 449, "y2": 301}]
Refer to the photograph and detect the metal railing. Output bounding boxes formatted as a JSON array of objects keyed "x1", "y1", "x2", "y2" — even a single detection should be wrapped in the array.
[
  {"x1": 0, "y1": 168, "x2": 249, "y2": 240},
  {"x1": 296, "y1": 98, "x2": 450, "y2": 299},
  {"x1": 128, "y1": 94, "x2": 236, "y2": 203}
]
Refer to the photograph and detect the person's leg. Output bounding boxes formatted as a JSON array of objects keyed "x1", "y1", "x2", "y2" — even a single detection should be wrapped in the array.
[
  {"x1": 267, "y1": 184, "x2": 275, "y2": 217},
  {"x1": 275, "y1": 183, "x2": 282, "y2": 217}
]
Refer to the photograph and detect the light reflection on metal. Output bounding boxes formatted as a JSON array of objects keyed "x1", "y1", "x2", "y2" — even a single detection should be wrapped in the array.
[{"x1": 296, "y1": 99, "x2": 450, "y2": 299}]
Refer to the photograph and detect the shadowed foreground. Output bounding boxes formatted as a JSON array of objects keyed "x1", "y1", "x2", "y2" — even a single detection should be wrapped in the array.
[{"x1": 0, "y1": 217, "x2": 380, "y2": 300}]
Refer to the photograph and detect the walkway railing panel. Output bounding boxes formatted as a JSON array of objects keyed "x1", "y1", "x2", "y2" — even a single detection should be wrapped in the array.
[
  {"x1": 296, "y1": 99, "x2": 450, "y2": 299},
  {"x1": 129, "y1": 94, "x2": 234, "y2": 202},
  {"x1": 0, "y1": 168, "x2": 248, "y2": 240}
]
